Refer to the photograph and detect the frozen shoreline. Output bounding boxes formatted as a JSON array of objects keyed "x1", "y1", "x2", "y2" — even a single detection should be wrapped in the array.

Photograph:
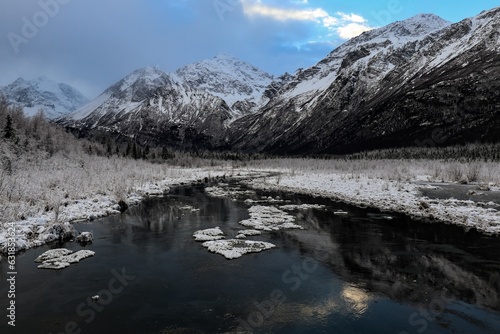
[
  {"x1": 0, "y1": 168, "x2": 262, "y2": 254},
  {"x1": 2, "y1": 164, "x2": 499, "y2": 256},
  {"x1": 243, "y1": 171, "x2": 500, "y2": 235}
]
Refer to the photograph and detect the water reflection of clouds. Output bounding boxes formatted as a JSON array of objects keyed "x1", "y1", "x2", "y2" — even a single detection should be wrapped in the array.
[
  {"x1": 341, "y1": 285, "x2": 371, "y2": 317},
  {"x1": 288, "y1": 204, "x2": 500, "y2": 313}
]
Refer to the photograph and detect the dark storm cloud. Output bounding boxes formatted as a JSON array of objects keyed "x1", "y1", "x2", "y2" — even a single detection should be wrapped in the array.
[{"x1": 0, "y1": 0, "x2": 338, "y2": 98}]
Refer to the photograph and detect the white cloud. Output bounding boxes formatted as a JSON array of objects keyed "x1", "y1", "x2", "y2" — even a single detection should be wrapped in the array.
[
  {"x1": 241, "y1": 1, "x2": 374, "y2": 40},
  {"x1": 242, "y1": 2, "x2": 329, "y2": 22},
  {"x1": 337, "y1": 23, "x2": 373, "y2": 39},
  {"x1": 337, "y1": 12, "x2": 366, "y2": 24},
  {"x1": 322, "y1": 16, "x2": 340, "y2": 27}
]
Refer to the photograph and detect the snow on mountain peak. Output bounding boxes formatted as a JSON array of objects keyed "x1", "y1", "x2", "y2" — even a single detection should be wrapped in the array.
[
  {"x1": 105, "y1": 67, "x2": 172, "y2": 96},
  {"x1": 132, "y1": 66, "x2": 166, "y2": 78},
  {"x1": 229, "y1": 7, "x2": 500, "y2": 155},
  {"x1": 122, "y1": 67, "x2": 169, "y2": 84},
  {"x1": 352, "y1": 13, "x2": 451, "y2": 45},
  {"x1": 398, "y1": 13, "x2": 451, "y2": 32},
  {"x1": 0, "y1": 76, "x2": 89, "y2": 119},
  {"x1": 472, "y1": 6, "x2": 500, "y2": 27},
  {"x1": 175, "y1": 54, "x2": 274, "y2": 115},
  {"x1": 259, "y1": 12, "x2": 453, "y2": 115},
  {"x1": 64, "y1": 54, "x2": 275, "y2": 124},
  {"x1": 213, "y1": 52, "x2": 239, "y2": 62}
]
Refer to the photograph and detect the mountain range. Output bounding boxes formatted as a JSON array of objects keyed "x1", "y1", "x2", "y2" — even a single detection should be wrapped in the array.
[
  {"x1": 58, "y1": 53, "x2": 276, "y2": 149},
  {"x1": 231, "y1": 8, "x2": 500, "y2": 154},
  {"x1": 54, "y1": 6, "x2": 500, "y2": 154},
  {"x1": 0, "y1": 77, "x2": 89, "y2": 119}
]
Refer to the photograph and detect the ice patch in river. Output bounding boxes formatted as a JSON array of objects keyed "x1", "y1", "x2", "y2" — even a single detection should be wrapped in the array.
[
  {"x1": 244, "y1": 196, "x2": 287, "y2": 205},
  {"x1": 279, "y1": 204, "x2": 326, "y2": 211},
  {"x1": 34, "y1": 248, "x2": 95, "y2": 270},
  {"x1": 205, "y1": 186, "x2": 255, "y2": 199},
  {"x1": 239, "y1": 205, "x2": 303, "y2": 231},
  {"x1": 193, "y1": 227, "x2": 225, "y2": 241},
  {"x1": 236, "y1": 229, "x2": 262, "y2": 239},
  {"x1": 334, "y1": 210, "x2": 349, "y2": 215},
  {"x1": 178, "y1": 205, "x2": 200, "y2": 212},
  {"x1": 202, "y1": 239, "x2": 276, "y2": 259}
]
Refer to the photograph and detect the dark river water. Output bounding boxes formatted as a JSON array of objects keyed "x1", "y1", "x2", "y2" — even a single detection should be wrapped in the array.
[{"x1": 1, "y1": 182, "x2": 500, "y2": 334}]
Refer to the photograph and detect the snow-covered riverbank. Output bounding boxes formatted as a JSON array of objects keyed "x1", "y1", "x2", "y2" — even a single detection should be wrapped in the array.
[
  {"x1": 0, "y1": 167, "x2": 253, "y2": 254},
  {"x1": 243, "y1": 170, "x2": 500, "y2": 235},
  {"x1": 2, "y1": 157, "x2": 500, "y2": 255}
]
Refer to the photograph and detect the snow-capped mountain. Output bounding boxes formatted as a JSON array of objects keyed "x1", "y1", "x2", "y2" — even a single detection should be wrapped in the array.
[
  {"x1": 58, "y1": 55, "x2": 274, "y2": 148},
  {"x1": 266, "y1": 13, "x2": 451, "y2": 109},
  {"x1": 0, "y1": 77, "x2": 89, "y2": 119},
  {"x1": 175, "y1": 53, "x2": 274, "y2": 116},
  {"x1": 58, "y1": 7, "x2": 500, "y2": 154},
  {"x1": 230, "y1": 8, "x2": 500, "y2": 154},
  {"x1": 59, "y1": 67, "x2": 232, "y2": 148}
]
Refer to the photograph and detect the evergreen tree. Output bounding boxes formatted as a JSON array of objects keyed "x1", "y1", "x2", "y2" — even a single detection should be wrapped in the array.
[
  {"x1": 132, "y1": 143, "x2": 139, "y2": 159},
  {"x1": 161, "y1": 146, "x2": 172, "y2": 160},
  {"x1": 143, "y1": 145, "x2": 150, "y2": 159},
  {"x1": 106, "y1": 140, "x2": 112, "y2": 156},
  {"x1": 125, "y1": 142, "x2": 131, "y2": 157},
  {"x1": 4, "y1": 114, "x2": 14, "y2": 139}
]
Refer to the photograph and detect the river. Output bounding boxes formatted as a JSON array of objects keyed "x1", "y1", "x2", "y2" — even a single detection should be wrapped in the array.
[{"x1": 1, "y1": 182, "x2": 499, "y2": 333}]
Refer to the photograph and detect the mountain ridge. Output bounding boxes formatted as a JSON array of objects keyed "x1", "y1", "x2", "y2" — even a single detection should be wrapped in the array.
[
  {"x1": 229, "y1": 7, "x2": 500, "y2": 154},
  {"x1": 0, "y1": 77, "x2": 89, "y2": 119},
  {"x1": 59, "y1": 66, "x2": 233, "y2": 149},
  {"x1": 58, "y1": 7, "x2": 500, "y2": 154},
  {"x1": 174, "y1": 53, "x2": 274, "y2": 116}
]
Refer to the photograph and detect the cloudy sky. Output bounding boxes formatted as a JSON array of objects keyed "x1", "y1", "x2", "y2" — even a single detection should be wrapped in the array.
[{"x1": 0, "y1": 0, "x2": 498, "y2": 98}]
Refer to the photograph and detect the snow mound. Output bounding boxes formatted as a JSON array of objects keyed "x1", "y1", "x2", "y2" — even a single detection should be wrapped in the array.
[
  {"x1": 236, "y1": 229, "x2": 262, "y2": 239},
  {"x1": 239, "y1": 205, "x2": 303, "y2": 231},
  {"x1": 193, "y1": 227, "x2": 225, "y2": 241},
  {"x1": 202, "y1": 239, "x2": 276, "y2": 259},
  {"x1": 34, "y1": 248, "x2": 73, "y2": 262},
  {"x1": 0, "y1": 221, "x2": 77, "y2": 254},
  {"x1": 76, "y1": 231, "x2": 94, "y2": 244},
  {"x1": 35, "y1": 248, "x2": 95, "y2": 270}
]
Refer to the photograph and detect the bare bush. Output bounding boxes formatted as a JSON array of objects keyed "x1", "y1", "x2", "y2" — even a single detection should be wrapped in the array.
[
  {"x1": 448, "y1": 164, "x2": 464, "y2": 183},
  {"x1": 466, "y1": 163, "x2": 481, "y2": 183}
]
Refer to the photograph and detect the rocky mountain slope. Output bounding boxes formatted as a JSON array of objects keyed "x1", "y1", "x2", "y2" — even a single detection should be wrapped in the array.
[
  {"x1": 230, "y1": 8, "x2": 500, "y2": 154},
  {"x1": 59, "y1": 67, "x2": 232, "y2": 149},
  {"x1": 0, "y1": 77, "x2": 89, "y2": 119},
  {"x1": 58, "y1": 7, "x2": 500, "y2": 154},
  {"x1": 58, "y1": 55, "x2": 277, "y2": 148},
  {"x1": 175, "y1": 53, "x2": 274, "y2": 116}
]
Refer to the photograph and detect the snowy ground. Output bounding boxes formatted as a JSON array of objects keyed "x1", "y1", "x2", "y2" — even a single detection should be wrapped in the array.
[
  {"x1": 202, "y1": 239, "x2": 276, "y2": 259},
  {"x1": 193, "y1": 224, "x2": 276, "y2": 259},
  {"x1": 34, "y1": 248, "x2": 95, "y2": 270},
  {"x1": 242, "y1": 165, "x2": 500, "y2": 235}
]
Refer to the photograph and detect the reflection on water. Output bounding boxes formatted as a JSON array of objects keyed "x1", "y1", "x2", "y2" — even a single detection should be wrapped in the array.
[
  {"x1": 1, "y1": 183, "x2": 500, "y2": 334},
  {"x1": 342, "y1": 286, "x2": 371, "y2": 316}
]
